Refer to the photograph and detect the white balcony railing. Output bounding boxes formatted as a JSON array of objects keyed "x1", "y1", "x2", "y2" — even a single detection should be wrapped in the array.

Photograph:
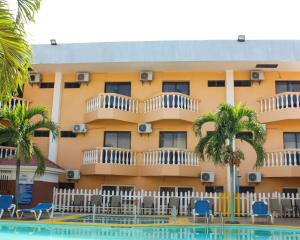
[
  {"x1": 0, "y1": 146, "x2": 16, "y2": 159},
  {"x1": 86, "y1": 93, "x2": 139, "y2": 113},
  {"x1": 264, "y1": 149, "x2": 300, "y2": 167},
  {"x1": 83, "y1": 147, "x2": 137, "y2": 166},
  {"x1": 0, "y1": 97, "x2": 30, "y2": 110},
  {"x1": 259, "y1": 92, "x2": 300, "y2": 113},
  {"x1": 144, "y1": 93, "x2": 200, "y2": 113},
  {"x1": 144, "y1": 148, "x2": 200, "y2": 166}
]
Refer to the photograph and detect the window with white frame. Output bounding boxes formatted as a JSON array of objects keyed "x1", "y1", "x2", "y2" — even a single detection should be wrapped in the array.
[{"x1": 101, "y1": 185, "x2": 134, "y2": 194}]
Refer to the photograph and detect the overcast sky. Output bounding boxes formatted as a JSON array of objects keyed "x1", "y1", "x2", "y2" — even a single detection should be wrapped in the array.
[{"x1": 21, "y1": 0, "x2": 300, "y2": 44}]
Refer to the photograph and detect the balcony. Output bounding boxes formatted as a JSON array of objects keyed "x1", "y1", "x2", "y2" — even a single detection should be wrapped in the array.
[
  {"x1": 143, "y1": 93, "x2": 200, "y2": 122},
  {"x1": 81, "y1": 147, "x2": 138, "y2": 176},
  {"x1": 258, "y1": 92, "x2": 300, "y2": 123},
  {"x1": 0, "y1": 97, "x2": 30, "y2": 110},
  {"x1": 85, "y1": 93, "x2": 139, "y2": 123},
  {"x1": 0, "y1": 146, "x2": 16, "y2": 159},
  {"x1": 261, "y1": 149, "x2": 300, "y2": 177},
  {"x1": 140, "y1": 148, "x2": 200, "y2": 177}
]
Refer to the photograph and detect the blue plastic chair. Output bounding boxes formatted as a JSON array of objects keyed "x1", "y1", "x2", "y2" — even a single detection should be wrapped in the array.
[
  {"x1": 16, "y1": 203, "x2": 53, "y2": 220},
  {"x1": 192, "y1": 200, "x2": 214, "y2": 223},
  {"x1": 0, "y1": 195, "x2": 15, "y2": 218},
  {"x1": 251, "y1": 201, "x2": 274, "y2": 224}
]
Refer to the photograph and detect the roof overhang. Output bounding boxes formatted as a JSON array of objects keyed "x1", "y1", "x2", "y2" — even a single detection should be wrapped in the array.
[{"x1": 31, "y1": 40, "x2": 300, "y2": 73}]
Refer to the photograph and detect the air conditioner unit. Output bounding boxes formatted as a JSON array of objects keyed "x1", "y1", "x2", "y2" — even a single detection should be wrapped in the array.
[
  {"x1": 201, "y1": 172, "x2": 215, "y2": 183},
  {"x1": 250, "y1": 71, "x2": 264, "y2": 81},
  {"x1": 66, "y1": 170, "x2": 80, "y2": 180},
  {"x1": 248, "y1": 172, "x2": 262, "y2": 183},
  {"x1": 138, "y1": 123, "x2": 152, "y2": 133},
  {"x1": 29, "y1": 73, "x2": 41, "y2": 83},
  {"x1": 72, "y1": 124, "x2": 87, "y2": 133},
  {"x1": 140, "y1": 71, "x2": 153, "y2": 82},
  {"x1": 76, "y1": 72, "x2": 90, "y2": 82}
]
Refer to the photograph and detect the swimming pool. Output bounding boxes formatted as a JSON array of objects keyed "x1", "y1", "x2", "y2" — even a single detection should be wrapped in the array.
[
  {"x1": 0, "y1": 222, "x2": 299, "y2": 240},
  {"x1": 63, "y1": 215, "x2": 169, "y2": 224}
]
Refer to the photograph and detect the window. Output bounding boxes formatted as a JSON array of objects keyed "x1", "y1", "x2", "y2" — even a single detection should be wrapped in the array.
[
  {"x1": 283, "y1": 188, "x2": 298, "y2": 197},
  {"x1": 159, "y1": 132, "x2": 187, "y2": 148},
  {"x1": 159, "y1": 186, "x2": 193, "y2": 195},
  {"x1": 234, "y1": 80, "x2": 251, "y2": 87},
  {"x1": 276, "y1": 81, "x2": 300, "y2": 94},
  {"x1": 40, "y1": 82, "x2": 54, "y2": 88},
  {"x1": 64, "y1": 82, "x2": 81, "y2": 88},
  {"x1": 236, "y1": 132, "x2": 253, "y2": 139},
  {"x1": 283, "y1": 132, "x2": 300, "y2": 165},
  {"x1": 101, "y1": 185, "x2": 134, "y2": 194},
  {"x1": 238, "y1": 186, "x2": 255, "y2": 193},
  {"x1": 208, "y1": 80, "x2": 225, "y2": 87},
  {"x1": 33, "y1": 130, "x2": 50, "y2": 137},
  {"x1": 105, "y1": 82, "x2": 131, "y2": 96},
  {"x1": 104, "y1": 132, "x2": 131, "y2": 164},
  {"x1": 162, "y1": 82, "x2": 190, "y2": 95},
  {"x1": 58, "y1": 182, "x2": 74, "y2": 189},
  {"x1": 283, "y1": 132, "x2": 300, "y2": 149},
  {"x1": 60, "y1": 131, "x2": 77, "y2": 138},
  {"x1": 104, "y1": 132, "x2": 131, "y2": 149},
  {"x1": 205, "y1": 186, "x2": 224, "y2": 193}
]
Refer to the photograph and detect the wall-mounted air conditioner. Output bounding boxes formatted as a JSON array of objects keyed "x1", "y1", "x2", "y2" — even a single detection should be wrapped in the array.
[{"x1": 201, "y1": 172, "x2": 215, "y2": 183}]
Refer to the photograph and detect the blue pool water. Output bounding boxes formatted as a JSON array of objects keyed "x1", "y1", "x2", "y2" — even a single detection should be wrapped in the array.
[{"x1": 0, "y1": 222, "x2": 299, "y2": 240}]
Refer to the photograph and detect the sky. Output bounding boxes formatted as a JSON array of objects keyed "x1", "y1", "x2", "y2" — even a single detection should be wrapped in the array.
[{"x1": 16, "y1": 0, "x2": 300, "y2": 44}]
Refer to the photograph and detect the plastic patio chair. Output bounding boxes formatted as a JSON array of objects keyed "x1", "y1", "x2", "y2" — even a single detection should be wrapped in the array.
[
  {"x1": 251, "y1": 201, "x2": 273, "y2": 224},
  {"x1": 281, "y1": 199, "x2": 294, "y2": 217},
  {"x1": 142, "y1": 196, "x2": 154, "y2": 215},
  {"x1": 269, "y1": 198, "x2": 281, "y2": 217},
  {"x1": 0, "y1": 195, "x2": 16, "y2": 218},
  {"x1": 168, "y1": 197, "x2": 180, "y2": 214},
  {"x1": 192, "y1": 200, "x2": 214, "y2": 224},
  {"x1": 109, "y1": 196, "x2": 121, "y2": 214}
]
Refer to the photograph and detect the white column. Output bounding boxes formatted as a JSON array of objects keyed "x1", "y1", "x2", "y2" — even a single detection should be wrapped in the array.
[
  {"x1": 48, "y1": 72, "x2": 63, "y2": 163},
  {"x1": 225, "y1": 70, "x2": 236, "y2": 194}
]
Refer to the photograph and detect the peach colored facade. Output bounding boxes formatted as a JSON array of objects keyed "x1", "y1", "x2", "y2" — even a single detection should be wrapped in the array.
[{"x1": 18, "y1": 68, "x2": 300, "y2": 194}]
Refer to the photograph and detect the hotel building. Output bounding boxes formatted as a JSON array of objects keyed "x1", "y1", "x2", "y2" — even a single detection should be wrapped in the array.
[{"x1": 1, "y1": 40, "x2": 300, "y2": 204}]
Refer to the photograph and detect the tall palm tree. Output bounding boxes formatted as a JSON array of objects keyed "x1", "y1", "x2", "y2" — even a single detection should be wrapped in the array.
[
  {"x1": 193, "y1": 103, "x2": 266, "y2": 223},
  {"x1": 0, "y1": 0, "x2": 40, "y2": 99},
  {"x1": 0, "y1": 103, "x2": 58, "y2": 206}
]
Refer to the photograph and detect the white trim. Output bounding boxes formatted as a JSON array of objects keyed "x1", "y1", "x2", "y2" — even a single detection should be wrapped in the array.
[{"x1": 48, "y1": 72, "x2": 63, "y2": 163}]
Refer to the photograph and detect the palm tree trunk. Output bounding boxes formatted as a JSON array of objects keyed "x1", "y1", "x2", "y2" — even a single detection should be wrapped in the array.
[
  {"x1": 15, "y1": 159, "x2": 21, "y2": 209},
  {"x1": 229, "y1": 163, "x2": 235, "y2": 223}
]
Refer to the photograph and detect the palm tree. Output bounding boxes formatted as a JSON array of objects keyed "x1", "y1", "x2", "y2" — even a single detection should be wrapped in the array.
[
  {"x1": 0, "y1": 0, "x2": 40, "y2": 99},
  {"x1": 193, "y1": 103, "x2": 266, "y2": 223},
  {"x1": 0, "y1": 103, "x2": 58, "y2": 206}
]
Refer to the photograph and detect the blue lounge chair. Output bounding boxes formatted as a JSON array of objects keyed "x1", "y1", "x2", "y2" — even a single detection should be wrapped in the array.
[
  {"x1": 0, "y1": 195, "x2": 16, "y2": 218},
  {"x1": 192, "y1": 200, "x2": 214, "y2": 223},
  {"x1": 251, "y1": 201, "x2": 274, "y2": 224},
  {"x1": 16, "y1": 203, "x2": 53, "y2": 221}
]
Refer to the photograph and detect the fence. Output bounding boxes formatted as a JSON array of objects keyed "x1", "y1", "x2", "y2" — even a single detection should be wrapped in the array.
[
  {"x1": 144, "y1": 148, "x2": 199, "y2": 166},
  {"x1": 53, "y1": 188, "x2": 300, "y2": 217},
  {"x1": 83, "y1": 147, "x2": 137, "y2": 165},
  {"x1": 265, "y1": 149, "x2": 300, "y2": 167},
  {"x1": 86, "y1": 93, "x2": 139, "y2": 113},
  {"x1": 260, "y1": 92, "x2": 300, "y2": 113},
  {"x1": 144, "y1": 93, "x2": 200, "y2": 113}
]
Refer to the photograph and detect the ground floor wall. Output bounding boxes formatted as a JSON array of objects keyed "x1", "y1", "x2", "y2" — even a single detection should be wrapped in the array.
[
  {"x1": 66, "y1": 175, "x2": 300, "y2": 193},
  {"x1": 0, "y1": 180, "x2": 57, "y2": 208}
]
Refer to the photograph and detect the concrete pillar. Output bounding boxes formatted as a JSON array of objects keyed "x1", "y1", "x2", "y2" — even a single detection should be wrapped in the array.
[
  {"x1": 225, "y1": 70, "x2": 236, "y2": 194},
  {"x1": 48, "y1": 72, "x2": 63, "y2": 162}
]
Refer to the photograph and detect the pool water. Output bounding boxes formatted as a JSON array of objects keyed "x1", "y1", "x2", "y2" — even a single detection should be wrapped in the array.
[
  {"x1": 64, "y1": 215, "x2": 169, "y2": 224},
  {"x1": 0, "y1": 222, "x2": 299, "y2": 240}
]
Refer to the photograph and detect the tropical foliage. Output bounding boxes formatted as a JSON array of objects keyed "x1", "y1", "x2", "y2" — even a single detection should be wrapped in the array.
[
  {"x1": 193, "y1": 103, "x2": 266, "y2": 222},
  {"x1": 0, "y1": 0, "x2": 40, "y2": 99},
  {"x1": 0, "y1": 103, "x2": 58, "y2": 204}
]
